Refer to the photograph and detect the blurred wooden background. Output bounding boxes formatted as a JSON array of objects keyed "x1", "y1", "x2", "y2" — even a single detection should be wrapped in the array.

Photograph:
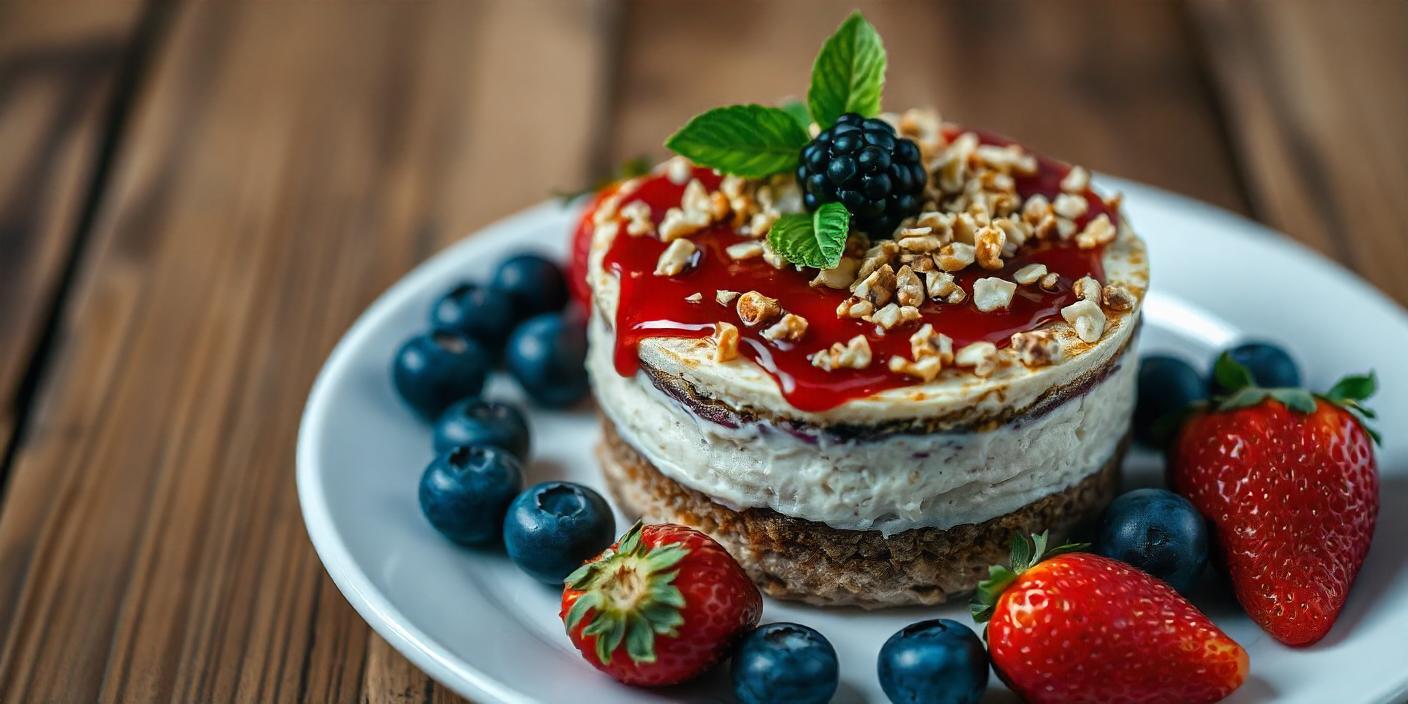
[{"x1": 0, "y1": 1, "x2": 1404, "y2": 701}]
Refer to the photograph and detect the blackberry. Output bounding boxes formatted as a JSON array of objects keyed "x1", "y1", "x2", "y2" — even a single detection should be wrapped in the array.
[{"x1": 796, "y1": 113, "x2": 927, "y2": 237}]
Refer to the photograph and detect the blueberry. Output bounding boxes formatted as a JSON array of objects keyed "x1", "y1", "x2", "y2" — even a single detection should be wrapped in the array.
[
  {"x1": 732, "y1": 623, "x2": 839, "y2": 704},
  {"x1": 1095, "y1": 488, "x2": 1209, "y2": 594},
  {"x1": 432, "y1": 397, "x2": 531, "y2": 459},
  {"x1": 392, "y1": 329, "x2": 491, "y2": 420},
  {"x1": 490, "y1": 253, "x2": 568, "y2": 322},
  {"x1": 419, "y1": 445, "x2": 523, "y2": 546},
  {"x1": 1134, "y1": 355, "x2": 1206, "y2": 447},
  {"x1": 1211, "y1": 341, "x2": 1301, "y2": 392},
  {"x1": 503, "y1": 481, "x2": 615, "y2": 584},
  {"x1": 877, "y1": 619, "x2": 987, "y2": 704},
  {"x1": 429, "y1": 282, "x2": 517, "y2": 357},
  {"x1": 505, "y1": 311, "x2": 589, "y2": 408}
]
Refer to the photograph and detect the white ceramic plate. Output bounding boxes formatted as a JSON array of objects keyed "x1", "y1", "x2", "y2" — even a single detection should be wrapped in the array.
[{"x1": 298, "y1": 177, "x2": 1408, "y2": 704}]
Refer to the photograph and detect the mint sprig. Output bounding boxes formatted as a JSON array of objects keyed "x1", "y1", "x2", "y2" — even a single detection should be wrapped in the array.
[
  {"x1": 768, "y1": 203, "x2": 850, "y2": 270},
  {"x1": 808, "y1": 12, "x2": 886, "y2": 128},
  {"x1": 664, "y1": 105, "x2": 809, "y2": 179}
]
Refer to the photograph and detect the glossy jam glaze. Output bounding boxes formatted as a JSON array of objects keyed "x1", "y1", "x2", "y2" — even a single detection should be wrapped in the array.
[{"x1": 594, "y1": 131, "x2": 1115, "y2": 412}]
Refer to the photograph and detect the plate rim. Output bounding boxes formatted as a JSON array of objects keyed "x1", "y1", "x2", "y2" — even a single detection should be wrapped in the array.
[{"x1": 296, "y1": 179, "x2": 1408, "y2": 704}]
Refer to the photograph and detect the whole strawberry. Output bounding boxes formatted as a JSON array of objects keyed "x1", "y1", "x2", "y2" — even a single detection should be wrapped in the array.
[
  {"x1": 1171, "y1": 354, "x2": 1379, "y2": 646},
  {"x1": 560, "y1": 522, "x2": 762, "y2": 687},
  {"x1": 973, "y1": 533, "x2": 1248, "y2": 704}
]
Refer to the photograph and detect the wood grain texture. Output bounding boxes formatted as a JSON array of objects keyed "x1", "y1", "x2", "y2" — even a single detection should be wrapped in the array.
[
  {"x1": 0, "y1": 1, "x2": 615, "y2": 702},
  {"x1": 0, "y1": 1, "x2": 145, "y2": 470},
  {"x1": 1191, "y1": 0, "x2": 1408, "y2": 304},
  {"x1": 611, "y1": 0, "x2": 1251, "y2": 213}
]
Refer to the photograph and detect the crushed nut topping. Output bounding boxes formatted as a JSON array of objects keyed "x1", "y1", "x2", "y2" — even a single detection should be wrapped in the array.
[
  {"x1": 715, "y1": 289, "x2": 740, "y2": 306},
  {"x1": 736, "y1": 290, "x2": 782, "y2": 327},
  {"x1": 620, "y1": 200, "x2": 654, "y2": 237},
  {"x1": 712, "y1": 322, "x2": 739, "y2": 362},
  {"x1": 1052, "y1": 193, "x2": 1089, "y2": 220},
  {"x1": 684, "y1": 292, "x2": 702, "y2": 303},
  {"x1": 868, "y1": 303, "x2": 921, "y2": 331},
  {"x1": 954, "y1": 341, "x2": 1000, "y2": 377},
  {"x1": 1061, "y1": 299, "x2": 1106, "y2": 343},
  {"x1": 936, "y1": 242, "x2": 976, "y2": 271},
  {"x1": 664, "y1": 156, "x2": 693, "y2": 185},
  {"x1": 1060, "y1": 166, "x2": 1090, "y2": 194},
  {"x1": 1102, "y1": 283, "x2": 1136, "y2": 311},
  {"x1": 658, "y1": 207, "x2": 710, "y2": 241},
  {"x1": 654, "y1": 239, "x2": 697, "y2": 276},
  {"x1": 760, "y1": 240, "x2": 788, "y2": 269},
  {"x1": 810, "y1": 257, "x2": 859, "y2": 289},
  {"x1": 836, "y1": 296, "x2": 875, "y2": 319},
  {"x1": 894, "y1": 265, "x2": 925, "y2": 307},
  {"x1": 761, "y1": 313, "x2": 809, "y2": 342},
  {"x1": 856, "y1": 241, "x2": 899, "y2": 281},
  {"x1": 1013, "y1": 263, "x2": 1048, "y2": 285},
  {"x1": 810, "y1": 335, "x2": 872, "y2": 370},
  {"x1": 1072, "y1": 275, "x2": 1101, "y2": 304},
  {"x1": 1039, "y1": 272, "x2": 1061, "y2": 291},
  {"x1": 973, "y1": 277, "x2": 1017, "y2": 312},
  {"x1": 1011, "y1": 330, "x2": 1062, "y2": 367},
  {"x1": 852, "y1": 263, "x2": 897, "y2": 307},
  {"x1": 1075, "y1": 213, "x2": 1116, "y2": 249},
  {"x1": 910, "y1": 323, "x2": 954, "y2": 364},
  {"x1": 974, "y1": 225, "x2": 1006, "y2": 270},
  {"x1": 889, "y1": 355, "x2": 942, "y2": 382},
  {"x1": 725, "y1": 241, "x2": 765, "y2": 261}
]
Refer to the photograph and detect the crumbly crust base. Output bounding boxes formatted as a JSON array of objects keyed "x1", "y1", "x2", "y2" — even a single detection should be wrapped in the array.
[{"x1": 598, "y1": 419, "x2": 1125, "y2": 608}]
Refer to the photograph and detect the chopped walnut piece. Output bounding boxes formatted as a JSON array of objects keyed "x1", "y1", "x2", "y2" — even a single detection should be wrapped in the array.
[
  {"x1": 712, "y1": 322, "x2": 740, "y2": 362},
  {"x1": 914, "y1": 211, "x2": 955, "y2": 243},
  {"x1": 1056, "y1": 217, "x2": 1077, "y2": 240},
  {"x1": 684, "y1": 292, "x2": 702, "y2": 303},
  {"x1": 1022, "y1": 194, "x2": 1051, "y2": 227},
  {"x1": 658, "y1": 207, "x2": 710, "y2": 241},
  {"x1": 715, "y1": 289, "x2": 740, "y2": 306},
  {"x1": 973, "y1": 277, "x2": 1017, "y2": 312},
  {"x1": 810, "y1": 335, "x2": 873, "y2": 370},
  {"x1": 910, "y1": 323, "x2": 954, "y2": 364},
  {"x1": 620, "y1": 200, "x2": 654, "y2": 237},
  {"x1": 951, "y1": 213, "x2": 980, "y2": 245},
  {"x1": 974, "y1": 225, "x2": 1006, "y2": 270},
  {"x1": 1072, "y1": 275, "x2": 1102, "y2": 304},
  {"x1": 1033, "y1": 212, "x2": 1061, "y2": 240},
  {"x1": 1102, "y1": 284, "x2": 1137, "y2": 311},
  {"x1": 936, "y1": 242, "x2": 976, "y2": 272},
  {"x1": 836, "y1": 296, "x2": 874, "y2": 319},
  {"x1": 936, "y1": 132, "x2": 979, "y2": 192},
  {"x1": 855, "y1": 241, "x2": 900, "y2": 281},
  {"x1": 1011, "y1": 330, "x2": 1063, "y2": 368},
  {"x1": 681, "y1": 179, "x2": 712, "y2": 215},
  {"x1": 1039, "y1": 272, "x2": 1060, "y2": 291},
  {"x1": 745, "y1": 210, "x2": 779, "y2": 237},
  {"x1": 1104, "y1": 191, "x2": 1124, "y2": 212},
  {"x1": 1060, "y1": 166, "x2": 1090, "y2": 194},
  {"x1": 654, "y1": 239, "x2": 697, "y2": 276},
  {"x1": 868, "y1": 303, "x2": 921, "y2": 331},
  {"x1": 1076, "y1": 213, "x2": 1116, "y2": 249},
  {"x1": 592, "y1": 192, "x2": 624, "y2": 227},
  {"x1": 1061, "y1": 299, "x2": 1107, "y2": 343},
  {"x1": 888, "y1": 355, "x2": 943, "y2": 382},
  {"x1": 762, "y1": 313, "x2": 809, "y2": 342},
  {"x1": 736, "y1": 290, "x2": 782, "y2": 327},
  {"x1": 725, "y1": 241, "x2": 764, "y2": 260},
  {"x1": 1014, "y1": 263, "x2": 1048, "y2": 285},
  {"x1": 1052, "y1": 193, "x2": 1089, "y2": 220},
  {"x1": 994, "y1": 217, "x2": 1027, "y2": 256},
  {"x1": 954, "y1": 341, "x2": 1000, "y2": 377},
  {"x1": 895, "y1": 265, "x2": 925, "y2": 307},
  {"x1": 852, "y1": 264, "x2": 897, "y2": 307},
  {"x1": 910, "y1": 255, "x2": 937, "y2": 273},
  {"x1": 664, "y1": 156, "x2": 693, "y2": 185},
  {"x1": 923, "y1": 271, "x2": 958, "y2": 300},
  {"x1": 810, "y1": 257, "x2": 859, "y2": 289},
  {"x1": 760, "y1": 240, "x2": 788, "y2": 269}
]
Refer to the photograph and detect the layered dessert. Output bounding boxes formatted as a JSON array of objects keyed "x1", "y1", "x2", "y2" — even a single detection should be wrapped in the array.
[{"x1": 579, "y1": 105, "x2": 1147, "y2": 607}]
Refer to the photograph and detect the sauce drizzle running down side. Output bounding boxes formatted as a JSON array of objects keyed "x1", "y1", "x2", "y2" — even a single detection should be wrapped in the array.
[{"x1": 594, "y1": 131, "x2": 1115, "y2": 412}]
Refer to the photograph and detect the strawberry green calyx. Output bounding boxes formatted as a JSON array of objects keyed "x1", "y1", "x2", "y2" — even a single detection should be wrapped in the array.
[
  {"x1": 971, "y1": 532, "x2": 1088, "y2": 624},
  {"x1": 563, "y1": 522, "x2": 689, "y2": 665},
  {"x1": 1212, "y1": 353, "x2": 1381, "y2": 445}
]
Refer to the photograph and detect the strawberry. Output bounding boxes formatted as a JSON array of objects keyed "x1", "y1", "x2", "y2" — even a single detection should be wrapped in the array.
[
  {"x1": 1170, "y1": 354, "x2": 1379, "y2": 646},
  {"x1": 560, "y1": 522, "x2": 762, "y2": 687},
  {"x1": 973, "y1": 532, "x2": 1248, "y2": 704}
]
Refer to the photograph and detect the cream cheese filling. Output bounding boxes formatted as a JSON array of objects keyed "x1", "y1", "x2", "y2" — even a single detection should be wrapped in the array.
[{"x1": 589, "y1": 316, "x2": 1134, "y2": 535}]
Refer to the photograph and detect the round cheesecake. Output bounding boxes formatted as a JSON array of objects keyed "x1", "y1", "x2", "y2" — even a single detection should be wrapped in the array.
[{"x1": 582, "y1": 109, "x2": 1148, "y2": 608}]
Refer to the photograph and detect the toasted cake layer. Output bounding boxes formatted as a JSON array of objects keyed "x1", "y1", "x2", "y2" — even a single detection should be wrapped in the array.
[
  {"x1": 588, "y1": 311, "x2": 1136, "y2": 533},
  {"x1": 599, "y1": 420, "x2": 1124, "y2": 608}
]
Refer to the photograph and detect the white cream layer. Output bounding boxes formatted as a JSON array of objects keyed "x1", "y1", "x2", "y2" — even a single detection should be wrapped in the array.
[{"x1": 589, "y1": 315, "x2": 1135, "y2": 535}]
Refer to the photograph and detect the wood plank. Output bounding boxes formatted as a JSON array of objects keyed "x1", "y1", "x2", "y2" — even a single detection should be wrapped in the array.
[
  {"x1": 0, "y1": 2, "x2": 146, "y2": 469},
  {"x1": 1190, "y1": 0, "x2": 1408, "y2": 304},
  {"x1": 0, "y1": 1, "x2": 615, "y2": 702},
  {"x1": 611, "y1": 0, "x2": 1251, "y2": 214}
]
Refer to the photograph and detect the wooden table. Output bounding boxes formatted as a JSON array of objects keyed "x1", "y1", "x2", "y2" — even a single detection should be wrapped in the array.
[{"x1": 1, "y1": 1, "x2": 1403, "y2": 701}]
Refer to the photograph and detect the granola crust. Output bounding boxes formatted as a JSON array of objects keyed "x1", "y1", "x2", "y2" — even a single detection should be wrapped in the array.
[{"x1": 598, "y1": 418, "x2": 1125, "y2": 608}]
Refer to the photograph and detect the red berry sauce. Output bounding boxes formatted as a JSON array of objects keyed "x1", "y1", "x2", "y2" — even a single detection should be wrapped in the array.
[{"x1": 593, "y1": 130, "x2": 1115, "y2": 412}]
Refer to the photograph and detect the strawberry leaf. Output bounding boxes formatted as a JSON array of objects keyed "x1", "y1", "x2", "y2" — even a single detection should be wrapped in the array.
[
  {"x1": 1324, "y1": 371, "x2": 1378, "y2": 403},
  {"x1": 1269, "y1": 388, "x2": 1317, "y2": 413},
  {"x1": 971, "y1": 532, "x2": 1087, "y2": 624},
  {"x1": 1213, "y1": 352, "x2": 1256, "y2": 393}
]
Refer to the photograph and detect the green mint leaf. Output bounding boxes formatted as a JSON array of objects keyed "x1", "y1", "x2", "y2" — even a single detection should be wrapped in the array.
[
  {"x1": 1324, "y1": 371, "x2": 1378, "y2": 403},
  {"x1": 664, "y1": 104, "x2": 810, "y2": 178},
  {"x1": 1213, "y1": 352, "x2": 1256, "y2": 394},
  {"x1": 780, "y1": 100, "x2": 812, "y2": 131},
  {"x1": 807, "y1": 11, "x2": 887, "y2": 128},
  {"x1": 767, "y1": 203, "x2": 850, "y2": 269}
]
